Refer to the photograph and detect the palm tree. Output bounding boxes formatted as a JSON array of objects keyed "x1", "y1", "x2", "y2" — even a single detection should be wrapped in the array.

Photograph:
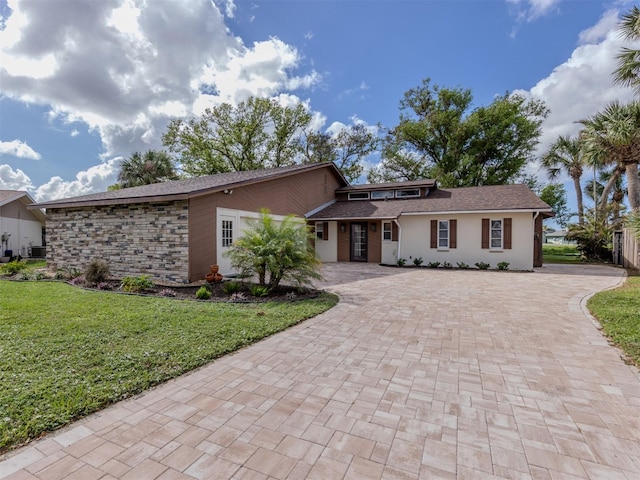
[
  {"x1": 580, "y1": 101, "x2": 640, "y2": 213},
  {"x1": 584, "y1": 166, "x2": 627, "y2": 229},
  {"x1": 117, "y1": 150, "x2": 178, "y2": 189},
  {"x1": 541, "y1": 135, "x2": 586, "y2": 224},
  {"x1": 614, "y1": 6, "x2": 640, "y2": 95}
]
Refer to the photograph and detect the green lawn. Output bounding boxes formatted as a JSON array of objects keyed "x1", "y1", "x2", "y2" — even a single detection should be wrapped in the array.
[
  {"x1": 0, "y1": 280, "x2": 337, "y2": 453},
  {"x1": 588, "y1": 273, "x2": 640, "y2": 368},
  {"x1": 543, "y1": 244, "x2": 583, "y2": 264}
]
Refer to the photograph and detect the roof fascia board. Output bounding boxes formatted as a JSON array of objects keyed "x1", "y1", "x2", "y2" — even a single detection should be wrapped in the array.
[
  {"x1": 305, "y1": 199, "x2": 336, "y2": 218},
  {"x1": 399, "y1": 208, "x2": 554, "y2": 216},
  {"x1": 30, "y1": 194, "x2": 191, "y2": 210}
]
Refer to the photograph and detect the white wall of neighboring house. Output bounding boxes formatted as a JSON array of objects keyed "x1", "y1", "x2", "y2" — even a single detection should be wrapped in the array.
[
  {"x1": 314, "y1": 221, "x2": 338, "y2": 262},
  {"x1": 0, "y1": 196, "x2": 44, "y2": 258},
  {"x1": 397, "y1": 212, "x2": 536, "y2": 271}
]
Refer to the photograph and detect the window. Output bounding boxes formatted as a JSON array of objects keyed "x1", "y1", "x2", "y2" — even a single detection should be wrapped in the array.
[
  {"x1": 371, "y1": 190, "x2": 395, "y2": 200},
  {"x1": 222, "y1": 220, "x2": 233, "y2": 247},
  {"x1": 315, "y1": 222, "x2": 328, "y2": 241},
  {"x1": 395, "y1": 189, "x2": 420, "y2": 198},
  {"x1": 490, "y1": 219, "x2": 502, "y2": 249},
  {"x1": 348, "y1": 192, "x2": 370, "y2": 200},
  {"x1": 383, "y1": 222, "x2": 392, "y2": 241},
  {"x1": 438, "y1": 220, "x2": 449, "y2": 248}
]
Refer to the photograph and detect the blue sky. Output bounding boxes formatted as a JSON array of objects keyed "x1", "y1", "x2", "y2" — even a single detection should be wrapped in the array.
[{"x1": 0, "y1": 0, "x2": 637, "y2": 220}]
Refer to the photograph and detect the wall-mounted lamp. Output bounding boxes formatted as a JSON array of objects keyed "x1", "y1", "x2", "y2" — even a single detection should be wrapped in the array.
[
  {"x1": 340, "y1": 223, "x2": 346, "y2": 233},
  {"x1": 371, "y1": 223, "x2": 376, "y2": 233},
  {"x1": 223, "y1": 189, "x2": 233, "y2": 195}
]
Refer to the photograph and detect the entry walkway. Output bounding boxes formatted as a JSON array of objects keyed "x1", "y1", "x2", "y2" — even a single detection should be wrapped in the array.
[{"x1": 2, "y1": 264, "x2": 639, "y2": 479}]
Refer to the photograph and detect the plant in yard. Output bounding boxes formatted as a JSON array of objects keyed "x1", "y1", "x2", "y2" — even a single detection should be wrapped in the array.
[
  {"x1": 413, "y1": 257, "x2": 423, "y2": 266},
  {"x1": 223, "y1": 281, "x2": 242, "y2": 294},
  {"x1": 225, "y1": 209, "x2": 322, "y2": 292},
  {"x1": 69, "y1": 275, "x2": 86, "y2": 286},
  {"x1": 84, "y1": 259, "x2": 110, "y2": 285},
  {"x1": 250, "y1": 284, "x2": 269, "y2": 297},
  {"x1": 96, "y1": 282, "x2": 112, "y2": 290},
  {"x1": 120, "y1": 275, "x2": 155, "y2": 293},
  {"x1": 286, "y1": 291, "x2": 298, "y2": 301},
  {"x1": 196, "y1": 286, "x2": 212, "y2": 300},
  {"x1": 456, "y1": 262, "x2": 469, "y2": 269},
  {"x1": 15, "y1": 272, "x2": 30, "y2": 281},
  {"x1": 496, "y1": 261, "x2": 510, "y2": 271},
  {"x1": 566, "y1": 210, "x2": 612, "y2": 261},
  {"x1": 158, "y1": 288, "x2": 177, "y2": 297},
  {"x1": 0, "y1": 259, "x2": 27, "y2": 276},
  {"x1": 396, "y1": 258, "x2": 407, "y2": 266},
  {"x1": 56, "y1": 266, "x2": 82, "y2": 280},
  {"x1": 30, "y1": 271, "x2": 46, "y2": 281},
  {"x1": 427, "y1": 261, "x2": 441, "y2": 268},
  {"x1": 442, "y1": 261, "x2": 453, "y2": 269},
  {"x1": 475, "y1": 262, "x2": 491, "y2": 270},
  {"x1": 230, "y1": 292, "x2": 247, "y2": 302}
]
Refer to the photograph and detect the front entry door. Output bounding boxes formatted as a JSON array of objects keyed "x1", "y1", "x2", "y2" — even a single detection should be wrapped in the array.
[{"x1": 350, "y1": 222, "x2": 368, "y2": 262}]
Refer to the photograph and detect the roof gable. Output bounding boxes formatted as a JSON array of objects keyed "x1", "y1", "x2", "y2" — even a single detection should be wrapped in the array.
[
  {"x1": 0, "y1": 190, "x2": 45, "y2": 222},
  {"x1": 31, "y1": 162, "x2": 348, "y2": 209}
]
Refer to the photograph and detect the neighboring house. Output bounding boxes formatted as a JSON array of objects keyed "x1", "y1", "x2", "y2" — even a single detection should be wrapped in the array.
[
  {"x1": 308, "y1": 180, "x2": 552, "y2": 270},
  {"x1": 0, "y1": 190, "x2": 46, "y2": 260},
  {"x1": 31, "y1": 163, "x2": 347, "y2": 283},
  {"x1": 544, "y1": 229, "x2": 575, "y2": 245},
  {"x1": 30, "y1": 163, "x2": 552, "y2": 283}
]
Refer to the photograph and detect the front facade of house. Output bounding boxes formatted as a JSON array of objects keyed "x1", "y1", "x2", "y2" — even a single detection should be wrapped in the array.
[
  {"x1": 32, "y1": 164, "x2": 551, "y2": 283},
  {"x1": 309, "y1": 181, "x2": 551, "y2": 271},
  {"x1": 0, "y1": 190, "x2": 46, "y2": 259}
]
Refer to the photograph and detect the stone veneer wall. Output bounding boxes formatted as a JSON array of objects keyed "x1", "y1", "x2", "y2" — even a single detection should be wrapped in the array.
[{"x1": 46, "y1": 201, "x2": 190, "y2": 283}]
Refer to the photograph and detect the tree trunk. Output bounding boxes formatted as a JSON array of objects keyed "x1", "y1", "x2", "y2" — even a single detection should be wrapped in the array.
[
  {"x1": 597, "y1": 168, "x2": 621, "y2": 218},
  {"x1": 626, "y1": 163, "x2": 640, "y2": 211},
  {"x1": 572, "y1": 175, "x2": 584, "y2": 225}
]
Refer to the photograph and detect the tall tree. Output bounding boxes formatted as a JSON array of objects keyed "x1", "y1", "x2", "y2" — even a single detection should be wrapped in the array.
[
  {"x1": 580, "y1": 101, "x2": 640, "y2": 212},
  {"x1": 539, "y1": 183, "x2": 570, "y2": 228},
  {"x1": 114, "y1": 150, "x2": 178, "y2": 189},
  {"x1": 367, "y1": 78, "x2": 548, "y2": 186},
  {"x1": 614, "y1": 6, "x2": 640, "y2": 95},
  {"x1": 541, "y1": 135, "x2": 586, "y2": 224},
  {"x1": 162, "y1": 97, "x2": 312, "y2": 176}
]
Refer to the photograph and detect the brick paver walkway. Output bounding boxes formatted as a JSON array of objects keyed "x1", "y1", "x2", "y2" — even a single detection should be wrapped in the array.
[{"x1": 1, "y1": 263, "x2": 639, "y2": 479}]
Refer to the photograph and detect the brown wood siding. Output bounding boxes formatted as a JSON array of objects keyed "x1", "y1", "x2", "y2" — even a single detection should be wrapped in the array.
[
  {"x1": 430, "y1": 220, "x2": 437, "y2": 248},
  {"x1": 368, "y1": 221, "x2": 381, "y2": 263},
  {"x1": 188, "y1": 166, "x2": 342, "y2": 281},
  {"x1": 533, "y1": 214, "x2": 543, "y2": 267},
  {"x1": 337, "y1": 222, "x2": 350, "y2": 262},
  {"x1": 0, "y1": 199, "x2": 41, "y2": 222},
  {"x1": 450, "y1": 219, "x2": 457, "y2": 249},
  {"x1": 504, "y1": 218, "x2": 512, "y2": 250},
  {"x1": 481, "y1": 218, "x2": 490, "y2": 249}
]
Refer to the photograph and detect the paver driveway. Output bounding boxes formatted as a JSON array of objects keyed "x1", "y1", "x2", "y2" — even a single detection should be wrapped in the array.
[{"x1": 1, "y1": 263, "x2": 639, "y2": 479}]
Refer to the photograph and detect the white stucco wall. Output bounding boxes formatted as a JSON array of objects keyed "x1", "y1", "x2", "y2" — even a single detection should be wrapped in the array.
[
  {"x1": 397, "y1": 212, "x2": 536, "y2": 271},
  {"x1": 314, "y1": 220, "x2": 338, "y2": 262},
  {"x1": 381, "y1": 240, "x2": 398, "y2": 265},
  {"x1": 0, "y1": 217, "x2": 43, "y2": 256}
]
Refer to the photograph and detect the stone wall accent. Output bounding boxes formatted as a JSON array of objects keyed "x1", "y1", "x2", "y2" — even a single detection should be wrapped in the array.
[{"x1": 47, "y1": 201, "x2": 190, "y2": 283}]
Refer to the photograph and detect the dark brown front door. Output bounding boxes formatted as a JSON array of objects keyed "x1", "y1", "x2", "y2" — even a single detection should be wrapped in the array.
[{"x1": 350, "y1": 222, "x2": 368, "y2": 262}]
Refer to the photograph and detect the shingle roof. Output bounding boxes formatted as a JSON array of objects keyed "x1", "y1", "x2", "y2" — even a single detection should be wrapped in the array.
[
  {"x1": 0, "y1": 190, "x2": 45, "y2": 222},
  {"x1": 32, "y1": 162, "x2": 346, "y2": 209},
  {"x1": 308, "y1": 184, "x2": 552, "y2": 220},
  {"x1": 336, "y1": 179, "x2": 436, "y2": 192}
]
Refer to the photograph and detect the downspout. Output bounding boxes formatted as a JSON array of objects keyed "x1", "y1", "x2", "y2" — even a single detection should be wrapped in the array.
[
  {"x1": 533, "y1": 211, "x2": 540, "y2": 267},
  {"x1": 393, "y1": 218, "x2": 402, "y2": 261}
]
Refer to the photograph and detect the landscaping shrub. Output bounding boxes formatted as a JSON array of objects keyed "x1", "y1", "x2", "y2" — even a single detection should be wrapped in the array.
[
  {"x1": 497, "y1": 261, "x2": 510, "y2": 271},
  {"x1": 158, "y1": 288, "x2": 177, "y2": 297},
  {"x1": 413, "y1": 257, "x2": 423, "y2": 266},
  {"x1": 121, "y1": 275, "x2": 155, "y2": 292},
  {"x1": 396, "y1": 258, "x2": 407, "y2": 266},
  {"x1": 0, "y1": 259, "x2": 27, "y2": 276},
  {"x1": 196, "y1": 286, "x2": 212, "y2": 300},
  {"x1": 427, "y1": 261, "x2": 441, "y2": 268},
  {"x1": 442, "y1": 262, "x2": 453, "y2": 269},
  {"x1": 456, "y1": 262, "x2": 469, "y2": 269},
  {"x1": 250, "y1": 284, "x2": 269, "y2": 297},
  {"x1": 223, "y1": 281, "x2": 242, "y2": 294},
  {"x1": 84, "y1": 259, "x2": 110, "y2": 285},
  {"x1": 475, "y1": 262, "x2": 490, "y2": 270}
]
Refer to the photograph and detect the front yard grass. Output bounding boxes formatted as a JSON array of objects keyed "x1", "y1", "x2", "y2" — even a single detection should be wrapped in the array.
[
  {"x1": 543, "y1": 244, "x2": 583, "y2": 264},
  {"x1": 588, "y1": 272, "x2": 640, "y2": 368},
  {"x1": 0, "y1": 280, "x2": 337, "y2": 454}
]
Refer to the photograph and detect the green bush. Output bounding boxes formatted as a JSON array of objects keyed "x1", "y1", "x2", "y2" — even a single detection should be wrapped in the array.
[
  {"x1": 442, "y1": 262, "x2": 453, "y2": 269},
  {"x1": 475, "y1": 262, "x2": 490, "y2": 270},
  {"x1": 84, "y1": 259, "x2": 110, "y2": 285},
  {"x1": 250, "y1": 284, "x2": 269, "y2": 297},
  {"x1": 497, "y1": 261, "x2": 510, "y2": 271},
  {"x1": 121, "y1": 275, "x2": 155, "y2": 292},
  {"x1": 196, "y1": 286, "x2": 212, "y2": 300},
  {"x1": 223, "y1": 281, "x2": 242, "y2": 294},
  {"x1": 0, "y1": 259, "x2": 27, "y2": 276},
  {"x1": 427, "y1": 261, "x2": 441, "y2": 268},
  {"x1": 396, "y1": 258, "x2": 407, "y2": 267},
  {"x1": 456, "y1": 262, "x2": 469, "y2": 269},
  {"x1": 412, "y1": 257, "x2": 423, "y2": 266}
]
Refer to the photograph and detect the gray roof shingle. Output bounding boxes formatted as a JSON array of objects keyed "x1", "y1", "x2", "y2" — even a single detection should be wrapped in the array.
[{"x1": 308, "y1": 184, "x2": 552, "y2": 220}]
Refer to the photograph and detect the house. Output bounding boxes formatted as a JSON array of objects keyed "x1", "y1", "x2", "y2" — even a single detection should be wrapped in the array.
[
  {"x1": 31, "y1": 163, "x2": 347, "y2": 283},
  {"x1": 544, "y1": 229, "x2": 575, "y2": 245},
  {"x1": 308, "y1": 180, "x2": 552, "y2": 270},
  {"x1": 30, "y1": 163, "x2": 552, "y2": 283},
  {"x1": 0, "y1": 190, "x2": 46, "y2": 260}
]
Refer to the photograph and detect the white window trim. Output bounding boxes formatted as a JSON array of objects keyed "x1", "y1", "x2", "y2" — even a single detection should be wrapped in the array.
[
  {"x1": 382, "y1": 221, "x2": 393, "y2": 241},
  {"x1": 395, "y1": 189, "x2": 420, "y2": 198},
  {"x1": 315, "y1": 222, "x2": 326, "y2": 241},
  {"x1": 438, "y1": 219, "x2": 449, "y2": 249},
  {"x1": 348, "y1": 192, "x2": 370, "y2": 200},
  {"x1": 490, "y1": 218, "x2": 503, "y2": 250},
  {"x1": 371, "y1": 190, "x2": 395, "y2": 200}
]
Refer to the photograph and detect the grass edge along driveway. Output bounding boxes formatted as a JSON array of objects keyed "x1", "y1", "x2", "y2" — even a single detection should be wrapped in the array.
[{"x1": 0, "y1": 280, "x2": 338, "y2": 454}]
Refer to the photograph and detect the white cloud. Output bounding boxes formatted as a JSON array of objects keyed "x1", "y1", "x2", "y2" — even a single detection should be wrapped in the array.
[
  {"x1": 0, "y1": 164, "x2": 34, "y2": 190},
  {"x1": 0, "y1": 140, "x2": 42, "y2": 160},
  {"x1": 33, "y1": 158, "x2": 122, "y2": 202},
  {"x1": 0, "y1": 0, "x2": 319, "y2": 163},
  {"x1": 506, "y1": 0, "x2": 561, "y2": 21}
]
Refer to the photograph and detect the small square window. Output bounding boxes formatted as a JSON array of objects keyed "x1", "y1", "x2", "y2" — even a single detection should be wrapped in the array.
[{"x1": 383, "y1": 222, "x2": 392, "y2": 241}]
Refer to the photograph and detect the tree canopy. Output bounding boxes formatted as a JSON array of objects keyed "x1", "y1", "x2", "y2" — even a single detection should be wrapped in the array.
[
  {"x1": 368, "y1": 78, "x2": 548, "y2": 187},
  {"x1": 111, "y1": 150, "x2": 178, "y2": 190}
]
